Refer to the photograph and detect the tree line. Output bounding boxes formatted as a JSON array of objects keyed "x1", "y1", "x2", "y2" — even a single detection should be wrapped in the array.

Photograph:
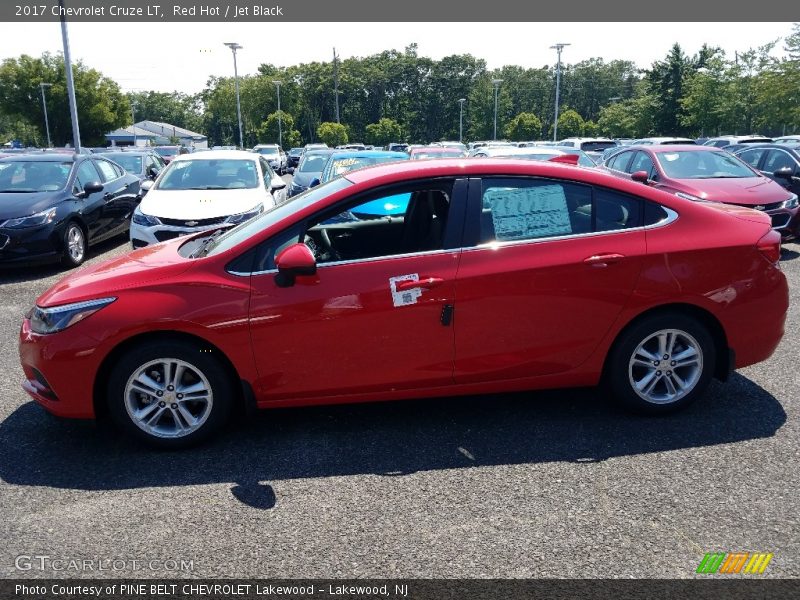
[{"x1": 1, "y1": 24, "x2": 798, "y2": 148}]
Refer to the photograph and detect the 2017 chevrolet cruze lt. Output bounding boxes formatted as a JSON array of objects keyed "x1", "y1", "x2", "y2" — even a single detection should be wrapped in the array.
[{"x1": 19, "y1": 159, "x2": 788, "y2": 448}]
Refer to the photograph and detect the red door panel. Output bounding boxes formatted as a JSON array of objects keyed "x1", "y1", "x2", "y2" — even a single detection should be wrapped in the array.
[
  {"x1": 248, "y1": 252, "x2": 460, "y2": 401},
  {"x1": 453, "y1": 230, "x2": 646, "y2": 383}
]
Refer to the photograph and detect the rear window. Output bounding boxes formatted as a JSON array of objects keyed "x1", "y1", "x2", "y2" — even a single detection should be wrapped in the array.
[{"x1": 580, "y1": 141, "x2": 617, "y2": 152}]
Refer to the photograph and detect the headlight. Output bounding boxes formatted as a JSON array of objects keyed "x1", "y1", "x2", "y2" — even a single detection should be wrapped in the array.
[
  {"x1": 1, "y1": 207, "x2": 57, "y2": 228},
  {"x1": 675, "y1": 192, "x2": 702, "y2": 202},
  {"x1": 29, "y1": 297, "x2": 116, "y2": 335},
  {"x1": 132, "y1": 207, "x2": 161, "y2": 227},
  {"x1": 782, "y1": 194, "x2": 799, "y2": 209},
  {"x1": 225, "y1": 204, "x2": 264, "y2": 225}
]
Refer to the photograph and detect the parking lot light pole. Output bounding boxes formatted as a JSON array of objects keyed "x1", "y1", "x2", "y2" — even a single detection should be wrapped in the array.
[
  {"x1": 550, "y1": 43, "x2": 570, "y2": 142},
  {"x1": 272, "y1": 80, "x2": 283, "y2": 149},
  {"x1": 39, "y1": 83, "x2": 52, "y2": 147},
  {"x1": 224, "y1": 42, "x2": 244, "y2": 149},
  {"x1": 491, "y1": 79, "x2": 503, "y2": 141},
  {"x1": 458, "y1": 98, "x2": 466, "y2": 143},
  {"x1": 59, "y1": 0, "x2": 81, "y2": 152}
]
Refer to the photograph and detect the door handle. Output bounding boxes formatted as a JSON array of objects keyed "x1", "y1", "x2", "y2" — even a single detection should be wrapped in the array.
[
  {"x1": 395, "y1": 276, "x2": 444, "y2": 291},
  {"x1": 583, "y1": 253, "x2": 625, "y2": 267}
]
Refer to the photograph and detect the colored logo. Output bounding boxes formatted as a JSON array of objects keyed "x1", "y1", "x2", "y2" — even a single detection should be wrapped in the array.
[{"x1": 696, "y1": 552, "x2": 773, "y2": 574}]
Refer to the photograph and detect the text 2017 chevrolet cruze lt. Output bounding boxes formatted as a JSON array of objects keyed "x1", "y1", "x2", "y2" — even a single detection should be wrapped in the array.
[{"x1": 20, "y1": 159, "x2": 788, "y2": 448}]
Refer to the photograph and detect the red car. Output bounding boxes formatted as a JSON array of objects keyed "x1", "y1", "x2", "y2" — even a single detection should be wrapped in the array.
[
  {"x1": 19, "y1": 159, "x2": 788, "y2": 448},
  {"x1": 602, "y1": 145, "x2": 800, "y2": 239}
]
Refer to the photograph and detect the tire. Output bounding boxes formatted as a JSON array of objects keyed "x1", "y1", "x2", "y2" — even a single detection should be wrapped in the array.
[
  {"x1": 605, "y1": 312, "x2": 716, "y2": 414},
  {"x1": 107, "y1": 340, "x2": 234, "y2": 449},
  {"x1": 61, "y1": 222, "x2": 87, "y2": 268}
]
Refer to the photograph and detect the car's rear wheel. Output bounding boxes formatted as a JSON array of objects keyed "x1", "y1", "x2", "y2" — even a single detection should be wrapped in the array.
[
  {"x1": 606, "y1": 313, "x2": 716, "y2": 414},
  {"x1": 61, "y1": 222, "x2": 86, "y2": 268},
  {"x1": 107, "y1": 340, "x2": 234, "y2": 448}
]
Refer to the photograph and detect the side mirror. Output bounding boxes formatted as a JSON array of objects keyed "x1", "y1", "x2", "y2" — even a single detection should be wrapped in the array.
[
  {"x1": 631, "y1": 170, "x2": 650, "y2": 184},
  {"x1": 271, "y1": 179, "x2": 287, "y2": 191},
  {"x1": 274, "y1": 243, "x2": 317, "y2": 287},
  {"x1": 140, "y1": 180, "x2": 154, "y2": 195},
  {"x1": 287, "y1": 167, "x2": 295, "y2": 175},
  {"x1": 309, "y1": 178, "x2": 321, "y2": 188},
  {"x1": 148, "y1": 167, "x2": 159, "y2": 179},
  {"x1": 774, "y1": 166, "x2": 794, "y2": 180},
  {"x1": 78, "y1": 181, "x2": 104, "y2": 198}
]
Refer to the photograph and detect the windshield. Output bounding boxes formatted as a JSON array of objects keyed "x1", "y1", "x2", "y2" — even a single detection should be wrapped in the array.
[
  {"x1": 299, "y1": 154, "x2": 330, "y2": 172},
  {"x1": 322, "y1": 155, "x2": 407, "y2": 182},
  {"x1": 107, "y1": 155, "x2": 142, "y2": 173},
  {"x1": 289, "y1": 148, "x2": 304, "y2": 156},
  {"x1": 206, "y1": 177, "x2": 353, "y2": 257},
  {"x1": 580, "y1": 141, "x2": 617, "y2": 152},
  {"x1": 657, "y1": 150, "x2": 756, "y2": 179},
  {"x1": 256, "y1": 148, "x2": 279, "y2": 158},
  {"x1": 0, "y1": 160, "x2": 71, "y2": 192},
  {"x1": 156, "y1": 158, "x2": 260, "y2": 190},
  {"x1": 154, "y1": 147, "x2": 178, "y2": 157}
]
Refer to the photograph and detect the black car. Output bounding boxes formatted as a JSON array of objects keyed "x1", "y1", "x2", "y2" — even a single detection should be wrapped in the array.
[
  {"x1": 0, "y1": 154, "x2": 141, "y2": 268},
  {"x1": 103, "y1": 150, "x2": 165, "y2": 183},
  {"x1": 287, "y1": 147, "x2": 304, "y2": 169},
  {"x1": 287, "y1": 149, "x2": 334, "y2": 198},
  {"x1": 735, "y1": 144, "x2": 800, "y2": 199}
]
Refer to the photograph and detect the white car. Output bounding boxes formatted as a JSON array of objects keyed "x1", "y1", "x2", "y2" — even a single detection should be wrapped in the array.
[{"x1": 130, "y1": 150, "x2": 286, "y2": 248}]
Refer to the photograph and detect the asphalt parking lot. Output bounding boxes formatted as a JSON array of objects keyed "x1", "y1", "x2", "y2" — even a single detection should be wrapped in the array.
[{"x1": 0, "y1": 186, "x2": 798, "y2": 578}]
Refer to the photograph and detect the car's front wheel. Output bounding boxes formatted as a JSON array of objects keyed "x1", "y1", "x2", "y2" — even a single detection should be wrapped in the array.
[
  {"x1": 606, "y1": 313, "x2": 716, "y2": 414},
  {"x1": 61, "y1": 222, "x2": 86, "y2": 268},
  {"x1": 107, "y1": 340, "x2": 234, "y2": 448}
]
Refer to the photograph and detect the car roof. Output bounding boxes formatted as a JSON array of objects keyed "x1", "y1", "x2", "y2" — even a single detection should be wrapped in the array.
[
  {"x1": 342, "y1": 158, "x2": 615, "y2": 187},
  {"x1": 0, "y1": 153, "x2": 77, "y2": 163},
  {"x1": 644, "y1": 145, "x2": 723, "y2": 153},
  {"x1": 172, "y1": 149, "x2": 256, "y2": 161},
  {"x1": 734, "y1": 143, "x2": 800, "y2": 153}
]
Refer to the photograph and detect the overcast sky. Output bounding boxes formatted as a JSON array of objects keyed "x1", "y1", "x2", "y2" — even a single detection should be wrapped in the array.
[{"x1": 0, "y1": 22, "x2": 793, "y2": 94}]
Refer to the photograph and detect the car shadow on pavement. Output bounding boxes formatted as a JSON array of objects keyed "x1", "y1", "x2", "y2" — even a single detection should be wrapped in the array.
[
  {"x1": 780, "y1": 248, "x2": 799, "y2": 261},
  {"x1": 0, "y1": 234, "x2": 128, "y2": 285},
  {"x1": 0, "y1": 373, "x2": 786, "y2": 509}
]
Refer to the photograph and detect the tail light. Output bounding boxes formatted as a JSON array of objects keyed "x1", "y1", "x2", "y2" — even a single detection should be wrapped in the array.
[{"x1": 757, "y1": 229, "x2": 781, "y2": 264}]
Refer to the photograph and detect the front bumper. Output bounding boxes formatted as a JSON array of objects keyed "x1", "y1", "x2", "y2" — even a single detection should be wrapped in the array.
[
  {"x1": 19, "y1": 318, "x2": 100, "y2": 418},
  {"x1": 0, "y1": 224, "x2": 64, "y2": 266},
  {"x1": 767, "y1": 205, "x2": 800, "y2": 240}
]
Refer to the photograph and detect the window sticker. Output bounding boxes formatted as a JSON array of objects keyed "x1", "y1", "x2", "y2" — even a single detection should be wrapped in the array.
[
  {"x1": 484, "y1": 185, "x2": 572, "y2": 241},
  {"x1": 389, "y1": 273, "x2": 422, "y2": 307}
]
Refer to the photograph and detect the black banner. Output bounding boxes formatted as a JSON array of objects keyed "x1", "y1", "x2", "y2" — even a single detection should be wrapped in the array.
[{"x1": 3, "y1": 579, "x2": 800, "y2": 600}]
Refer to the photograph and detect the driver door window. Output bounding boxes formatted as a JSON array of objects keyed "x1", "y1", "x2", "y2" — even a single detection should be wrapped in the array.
[
  {"x1": 303, "y1": 182, "x2": 455, "y2": 266},
  {"x1": 74, "y1": 161, "x2": 101, "y2": 194}
]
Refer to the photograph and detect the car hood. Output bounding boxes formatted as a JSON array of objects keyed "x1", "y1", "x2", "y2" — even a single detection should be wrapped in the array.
[
  {"x1": 36, "y1": 239, "x2": 192, "y2": 308},
  {"x1": 291, "y1": 171, "x2": 321, "y2": 187},
  {"x1": 0, "y1": 191, "x2": 64, "y2": 220},
  {"x1": 672, "y1": 176, "x2": 789, "y2": 206},
  {"x1": 140, "y1": 188, "x2": 268, "y2": 219}
]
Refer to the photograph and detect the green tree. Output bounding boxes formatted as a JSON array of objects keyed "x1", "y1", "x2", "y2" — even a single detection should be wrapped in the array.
[
  {"x1": 127, "y1": 90, "x2": 202, "y2": 132},
  {"x1": 555, "y1": 109, "x2": 584, "y2": 138},
  {"x1": 504, "y1": 112, "x2": 542, "y2": 141},
  {"x1": 257, "y1": 111, "x2": 302, "y2": 148},
  {"x1": 0, "y1": 52, "x2": 129, "y2": 146},
  {"x1": 364, "y1": 117, "x2": 403, "y2": 146},
  {"x1": 317, "y1": 121, "x2": 348, "y2": 146}
]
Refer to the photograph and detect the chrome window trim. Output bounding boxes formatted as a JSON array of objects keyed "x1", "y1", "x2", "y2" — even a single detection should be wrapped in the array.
[
  {"x1": 463, "y1": 205, "x2": 678, "y2": 253},
  {"x1": 228, "y1": 207, "x2": 678, "y2": 276}
]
